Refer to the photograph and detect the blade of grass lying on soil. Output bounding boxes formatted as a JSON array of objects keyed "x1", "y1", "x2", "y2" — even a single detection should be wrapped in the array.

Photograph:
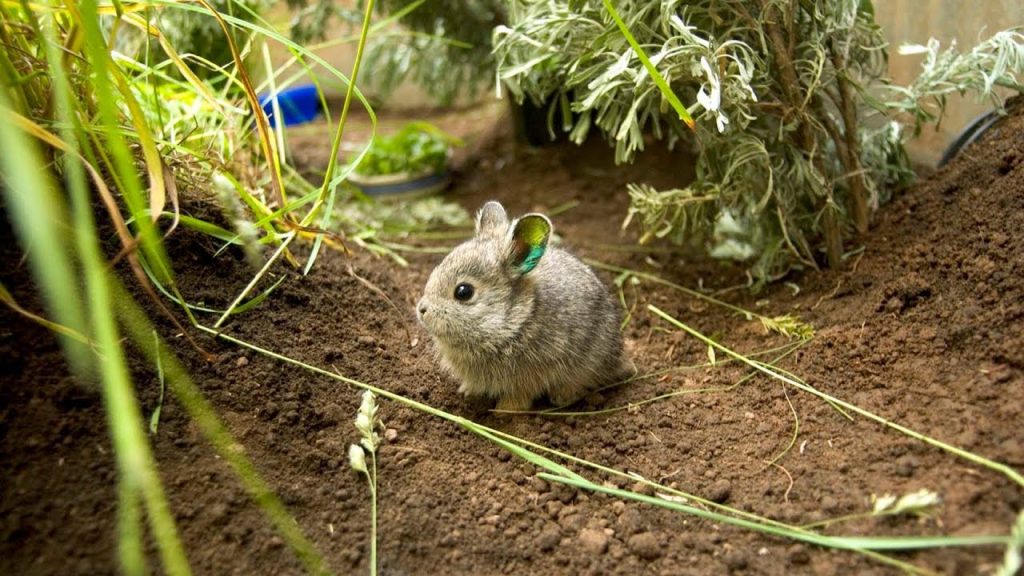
[
  {"x1": 139, "y1": 254, "x2": 287, "y2": 316},
  {"x1": 800, "y1": 488, "x2": 942, "y2": 531},
  {"x1": 765, "y1": 381, "x2": 801, "y2": 469},
  {"x1": 1000, "y1": 510, "x2": 1024, "y2": 576},
  {"x1": 213, "y1": 231, "x2": 297, "y2": 328},
  {"x1": 648, "y1": 304, "x2": 1024, "y2": 489},
  {"x1": 587, "y1": 259, "x2": 815, "y2": 340},
  {"x1": 195, "y1": 325, "x2": 1008, "y2": 572},
  {"x1": 541, "y1": 474, "x2": 1008, "y2": 551},
  {"x1": 524, "y1": 340, "x2": 805, "y2": 417}
]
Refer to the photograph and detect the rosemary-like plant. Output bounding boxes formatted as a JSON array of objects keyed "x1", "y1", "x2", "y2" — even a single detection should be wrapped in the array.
[
  {"x1": 493, "y1": 1, "x2": 1023, "y2": 280},
  {"x1": 364, "y1": 0, "x2": 505, "y2": 105}
]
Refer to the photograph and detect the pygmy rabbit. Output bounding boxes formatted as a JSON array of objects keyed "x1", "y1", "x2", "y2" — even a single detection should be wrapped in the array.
[{"x1": 416, "y1": 201, "x2": 628, "y2": 411}]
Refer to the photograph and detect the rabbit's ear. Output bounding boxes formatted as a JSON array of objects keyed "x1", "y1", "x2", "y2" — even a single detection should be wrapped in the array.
[
  {"x1": 476, "y1": 201, "x2": 509, "y2": 238},
  {"x1": 507, "y1": 214, "x2": 551, "y2": 275}
]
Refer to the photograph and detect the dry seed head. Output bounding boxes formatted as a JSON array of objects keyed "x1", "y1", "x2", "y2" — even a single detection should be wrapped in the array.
[{"x1": 348, "y1": 444, "x2": 367, "y2": 474}]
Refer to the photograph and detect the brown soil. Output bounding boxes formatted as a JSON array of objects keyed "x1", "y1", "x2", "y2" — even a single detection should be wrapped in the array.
[{"x1": 3, "y1": 99, "x2": 1023, "y2": 575}]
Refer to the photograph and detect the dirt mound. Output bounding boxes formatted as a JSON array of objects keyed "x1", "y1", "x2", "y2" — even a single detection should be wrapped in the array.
[{"x1": 2, "y1": 101, "x2": 1022, "y2": 575}]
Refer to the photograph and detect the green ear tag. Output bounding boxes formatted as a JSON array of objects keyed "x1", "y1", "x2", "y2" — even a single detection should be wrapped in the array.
[{"x1": 511, "y1": 215, "x2": 551, "y2": 274}]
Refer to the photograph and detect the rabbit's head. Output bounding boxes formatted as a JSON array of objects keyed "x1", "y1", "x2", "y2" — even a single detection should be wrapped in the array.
[{"x1": 416, "y1": 201, "x2": 551, "y2": 350}]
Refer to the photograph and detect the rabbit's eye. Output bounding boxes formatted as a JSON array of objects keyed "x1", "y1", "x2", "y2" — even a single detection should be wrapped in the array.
[{"x1": 454, "y1": 283, "x2": 475, "y2": 301}]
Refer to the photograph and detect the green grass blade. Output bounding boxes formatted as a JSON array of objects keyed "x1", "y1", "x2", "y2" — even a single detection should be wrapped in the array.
[
  {"x1": 302, "y1": 0, "x2": 378, "y2": 275},
  {"x1": 647, "y1": 304, "x2": 1024, "y2": 489},
  {"x1": 137, "y1": 254, "x2": 286, "y2": 316},
  {"x1": 118, "y1": 480, "x2": 146, "y2": 576},
  {"x1": 213, "y1": 231, "x2": 297, "y2": 328},
  {"x1": 149, "y1": 330, "x2": 166, "y2": 435},
  {"x1": 999, "y1": 510, "x2": 1024, "y2": 576},
  {"x1": 601, "y1": 0, "x2": 695, "y2": 130},
  {"x1": 173, "y1": 214, "x2": 245, "y2": 245},
  {"x1": 192, "y1": 0, "x2": 286, "y2": 210},
  {"x1": 43, "y1": 6, "x2": 192, "y2": 573},
  {"x1": 587, "y1": 259, "x2": 814, "y2": 339},
  {"x1": 112, "y1": 281, "x2": 329, "y2": 575},
  {"x1": 467, "y1": 427, "x2": 585, "y2": 482},
  {"x1": 0, "y1": 107, "x2": 91, "y2": 381},
  {"x1": 78, "y1": 0, "x2": 176, "y2": 288}
]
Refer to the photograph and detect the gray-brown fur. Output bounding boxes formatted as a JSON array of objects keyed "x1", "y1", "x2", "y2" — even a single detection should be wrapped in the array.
[{"x1": 416, "y1": 201, "x2": 628, "y2": 411}]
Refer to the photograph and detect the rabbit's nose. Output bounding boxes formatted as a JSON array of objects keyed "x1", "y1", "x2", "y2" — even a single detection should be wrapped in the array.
[{"x1": 416, "y1": 299, "x2": 428, "y2": 317}]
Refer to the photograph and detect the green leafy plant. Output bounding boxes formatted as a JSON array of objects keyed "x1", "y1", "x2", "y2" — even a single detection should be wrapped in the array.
[
  {"x1": 0, "y1": 0, "x2": 381, "y2": 572},
  {"x1": 492, "y1": 1, "x2": 1024, "y2": 281},
  {"x1": 354, "y1": 122, "x2": 461, "y2": 177},
  {"x1": 283, "y1": 0, "x2": 502, "y2": 105},
  {"x1": 364, "y1": 0, "x2": 505, "y2": 105}
]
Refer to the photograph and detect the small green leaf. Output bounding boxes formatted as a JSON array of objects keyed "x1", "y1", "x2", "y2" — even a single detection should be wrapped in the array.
[{"x1": 602, "y1": 0, "x2": 695, "y2": 130}]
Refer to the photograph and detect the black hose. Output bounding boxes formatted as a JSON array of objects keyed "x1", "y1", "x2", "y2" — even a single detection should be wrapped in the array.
[{"x1": 938, "y1": 109, "x2": 1003, "y2": 168}]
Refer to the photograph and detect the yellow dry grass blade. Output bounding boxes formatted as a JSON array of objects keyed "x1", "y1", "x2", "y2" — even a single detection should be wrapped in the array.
[
  {"x1": 119, "y1": 10, "x2": 226, "y2": 115},
  {"x1": 193, "y1": 0, "x2": 285, "y2": 211},
  {"x1": 0, "y1": 282, "x2": 92, "y2": 346},
  {"x1": 110, "y1": 60, "x2": 167, "y2": 222}
]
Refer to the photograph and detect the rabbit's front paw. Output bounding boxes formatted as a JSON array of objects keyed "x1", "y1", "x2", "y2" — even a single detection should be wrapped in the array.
[
  {"x1": 549, "y1": 389, "x2": 585, "y2": 409},
  {"x1": 495, "y1": 395, "x2": 532, "y2": 413}
]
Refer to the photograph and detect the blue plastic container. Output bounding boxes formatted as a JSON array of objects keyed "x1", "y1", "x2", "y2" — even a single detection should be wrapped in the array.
[{"x1": 259, "y1": 84, "x2": 323, "y2": 127}]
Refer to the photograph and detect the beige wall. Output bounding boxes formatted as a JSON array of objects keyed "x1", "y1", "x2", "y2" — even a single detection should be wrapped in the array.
[{"x1": 875, "y1": 1, "x2": 1024, "y2": 163}]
